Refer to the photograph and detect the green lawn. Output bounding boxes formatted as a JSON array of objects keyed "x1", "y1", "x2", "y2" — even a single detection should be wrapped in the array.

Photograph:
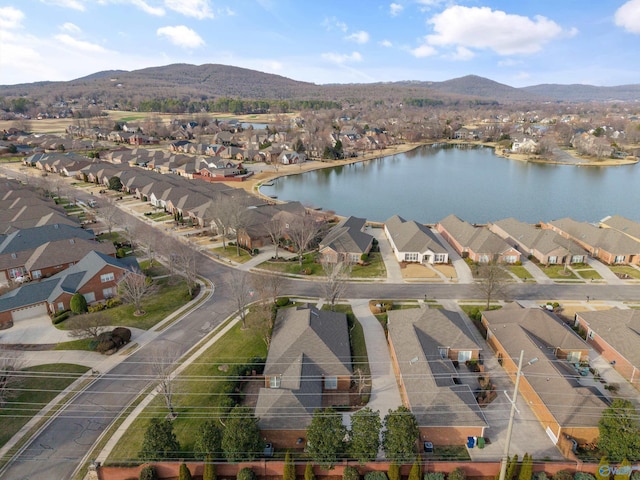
[
  {"x1": 57, "y1": 277, "x2": 193, "y2": 333},
  {"x1": 106, "y1": 316, "x2": 268, "y2": 464},
  {"x1": 506, "y1": 265, "x2": 533, "y2": 279},
  {"x1": 351, "y1": 252, "x2": 386, "y2": 278},
  {"x1": 144, "y1": 211, "x2": 172, "y2": 220},
  {"x1": 138, "y1": 259, "x2": 171, "y2": 277},
  {"x1": 574, "y1": 268, "x2": 602, "y2": 280},
  {"x1": 97, "y1": 231, "x2": 126, "y2": 244},
  {"x1": 609, "y1": 265, "x2": 640, "y2": 279},
  {"x1": 259, "y1": 253, "x2": 323, "y2": 275},
  {"x1": 0, "y1": 364, "x2": 90, "y2": 450},
  {"x1": 541, "y1": 265, "x2": 578, "y2": 279},
  {"x1": 54, "y1": 338, "x2": 93, "y2": 351},
  {"x1": 211, "y1": 245, "x2": 253, "y2": 263}
]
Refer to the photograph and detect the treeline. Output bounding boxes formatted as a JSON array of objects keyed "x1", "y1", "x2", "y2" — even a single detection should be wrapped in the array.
[{"x1": 136, "y1": 97, "x2": 341, "y2": 114}]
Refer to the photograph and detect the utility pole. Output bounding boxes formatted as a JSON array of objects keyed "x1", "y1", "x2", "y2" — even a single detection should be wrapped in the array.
[{"x1": 498, "y1": 350, "x2": 524, "y2": 480}]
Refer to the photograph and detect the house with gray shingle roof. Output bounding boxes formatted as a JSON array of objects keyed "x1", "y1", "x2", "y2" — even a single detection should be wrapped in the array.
[
  {"x1": 600, "y1": 215, "x2": 640, "y2": 244},
  {"x1": 542, "y1": 217, "x2": 640, "y2": 265},
  {"x1": 319, "y1": 216, "x2": 373, "y2": 264},
  {"x1": 384, "y1": 215, "x2": 448, "y2": 264},
  {"x1": 489, "y1": 217, "x2": 586, "y2": 266},
  {"x1": 437, "y1": 214, "x2": 520, "y2": 264},
  {"x1": 255, "y1": 305, "x2": 352, "y2": 449},
  {"x1": 482, "y1": 303, "x2": 608, "y2": 451},
  {"x1": 575, "y1": 308, "x2": 640, "y2": 388},
  {"x1": 0, "y1": 250, "x2": 138, "y2": 329},
  {"x1": 387, "y1": 307, "x2": 487, "y2": 445}
]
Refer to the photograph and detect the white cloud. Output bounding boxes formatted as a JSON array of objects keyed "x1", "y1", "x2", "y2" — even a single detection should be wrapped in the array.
[
  {"x1": 410, "y1": 43, "x2": 437, "y2": 58},
  {"x1": 321, "y1": 51, "x2": 363, "y2": 64},
  {"x1": 450, "y1": 46, "x2": 474, "y2": 61},
  {"x1": 345, "y1": 30, "x2": 370, "y2": 44},
  {"x1": 322, "y1": 17, "x2": 348, "y2": 33},
  {"x1": 40, "y1": 0, "x2": 86, "y2": 11},
  {"x1": 164, "y1": 0, "x2": 213, "y2": 19},
  {"x1": 426, "y1": 6, "x2": 566, "y2": 55},
  {"x1": 157, "y1": 25, "x2": 205, "y2": 48},
  {"x1": 54, "y1": 34, "x2": 108, "y2": 53},
  {"x1": 380, "y1": 39, "x2": 393, "y2": 47},
  {"x1": 389, "y1": 3, "x2": 403, "y2": 16},
  {"x1": 60, "y1": 22, "x2": 82, "y2": 34},
  {"x1": 130, "y1": 0, "x2": 165, "y2": 16},
  {"x1": 615, "y1": 0, "x2": 640, "y2": 34},
  {"x1": 0, "y1": 6, "x2": 25, "y2": 29},
  {"x1": 498, "y1": 58, "x2": 522, "y2": 67}
]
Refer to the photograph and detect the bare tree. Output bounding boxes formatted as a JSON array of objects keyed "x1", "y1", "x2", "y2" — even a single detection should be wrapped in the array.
[
  {"x1": 136, "y1": 223, "x2": 159, "y2": 267},
  {"x1": 99, "y1": 197, "x2": 121, "y2": 237},
  {"x1": 264, "y1": 216, "x2": 285, "y2": 259},
  {"x1": 0, "y1": 353, "x2": 25, "y2": 407},
  {"x1": 228, "y1": 271, "x2": 251, "y2": 328},
  {"x1": 476, "y1": 261, "x2": 508, "y2": 310},
  {"x1": 172, "y1": 240, "x2": 199, "y2": 297},
  {"x1": 249, "y1": 272, "x2": 286, "y2": 346},
  {"x1": 118, "y1": 269, "x2": 158, "y2": 315},
  {"x1": 67, "y1": 312, "x2": 110, "y2": 340},
  {"x1": 288, "y1": 214, "x2": 324, "y2": 265},
  {"x1": 150, "y1": 345, "x2": 181, "y2": 418},
  {"x1": 321, "y1": 257, "x2": 352, "y2": 310}
]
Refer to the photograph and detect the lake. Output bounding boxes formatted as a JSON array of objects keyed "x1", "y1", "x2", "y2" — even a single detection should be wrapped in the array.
[{"x1": 258, "y1": 144, "x2": 639, "y2": 224}]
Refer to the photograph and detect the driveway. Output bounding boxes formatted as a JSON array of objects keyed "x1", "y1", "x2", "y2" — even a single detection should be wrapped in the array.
[
  {"x1": 371, "y1": 228, "x2": 404, "y2": 283},
  {"x1": 586, "y1": 257, "x2": 624, "y2": 285},
  {"x1": 431, "y1": 229, "x2": 474, "y2": 284},
  {"x1": 0, "y1": 314, "x2": 71, "y2": 345}
]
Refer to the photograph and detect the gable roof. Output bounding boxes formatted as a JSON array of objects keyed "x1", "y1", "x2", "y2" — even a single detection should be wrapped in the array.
[
  {"x1": 550, "y1": 217, "x2": 640, "y2": 254},
  {"x1": 482, "y1": 304, "x2": 607, "y2": 427},
  {"x1": 601, "y1": 215, "x2": 640, "y2": 243},
  {"x1": 490, "y1": 218, "x2": 574, "y2": 255},
  {"x1": 387, "y1": 307, "x2": 486, "y2": 428},
  {"x1": 319, "y1": 216, "x2": 373, "y2": 255},
  {"x1": 0, "y1": 224, "x2": 95, "y2": 255},
  {"x1": 438, "y1": 214, "x2": 514, "y2": 256},
  {"x1": 256, "y1": 305, "x2": 351, "y2": 430},
  {"x1": 578, "y1": 308, "x2": 640, "y2": 368},
  {"x1": 385, "y1": 215, "x2": 446, "y2": 254}
]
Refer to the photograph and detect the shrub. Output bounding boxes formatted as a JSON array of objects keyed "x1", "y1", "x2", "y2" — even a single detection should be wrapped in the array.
[
  {"x1": 52, "y1": 310, "x2": 71, "y2": 324},
  {"x1": 276, "y1": 297, "x2": 290, "y2": 307},
  {"x1": 106, "y1": 298, "x2": 122, "y2": 308},
  {"x1": 283, "y1": 451, "x2": 296, "y2": 480},
  {"x1": 96, "y1": 339, "x2": 116, "y2": 353},
  {"x1": 344, "y1": 466, "x2": 360, "y2": 480},
  {"x1": 139, "y1": 465, "x2": 157, "y2": 480},
  {"x1": 388, "y1": 463, "x2": 400, "y2": 480},
  {"x1": 408, "y1": 461, "x2": 421, "y2": 480},
  {"x1": 237, "y1": 467, "x2": 256, "y2": 480},
  {"x1": 552, "y1": 471, "x2": 573, "y2": 480},
  {"x1": 203, "y1": 456, "x2": 216, "y2": 480},
  {"x1": 448, "y1": 468, "x2": 465, "y2": 480},
  {"x1": 424, "y1": 474, "x2": 445, "y2": 480},
  {"x1": 533, "y1": 474, "x2": 548, "y2": 480},
  {"x1": 88, "y1": 303, "x2": 106, "y2": 313},
  {"x1": 574, "y1": 474, "x2": 596, "y2": 480},
  {"x1": 253, "y1": 248, "x2": 259, "y2": 255},
  {"x1": 631, "y1": 473, "x2": 640, "y2": 480},
  {"x1": 70, "y1": 293, "x2": 88, "y2": 314},
  {"x1": 365, "y1": 472, "x2": 388, "y2": 480},
  {"x1": 360, "y1": 253, "x2": 369, "y2": 262},
  {"x1": 179, "y1": 463, "x2": 193, "y2": 480},
  {"x1": 304, "y1": 462, "x2": 315, "y2": 480},
  {"x1": 112, "y1": 327, "x2": 132, "y2": 344}
]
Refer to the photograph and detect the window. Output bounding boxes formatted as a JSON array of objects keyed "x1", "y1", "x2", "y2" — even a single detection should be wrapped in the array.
[
  {"x1": 567, "y1": 351, "x2": 581, "y2": 363},
  {"x1": 270, "y1": 376, "x2": 281, "y2": 388},
  {"x1": 457, "y1": 351, "x2": 472, "y2": 363},
  {"x1": 435, "y1": 254, "x2": 447, "y2": 263},
  {"x1": 504, "y1": 255, "x2": 518, "y2": 264},
  {"x1": 479, "y1": 255, "x2": 490, "y2": 263},
  {"x1": 83, "y1": 292, "x2": 96, "y2": 303},
  {"x1": 438, "y1": 347, "x2": 448, "y2": 359},
  {"x1": 324, "y1": 376, "x2": 338, "y2": 390},
  {"x1": 9, "y1": 267, "x2": 25, "y2": 279},
  {"x1": 572, "y1": 255, "x2": 583, "y2": 263},
  {"x1": 404, "y1": 253, "x2": 418, "y2": 262},
  {"x1": 57, "y1": 302, "x2": 64, "y2": 311},
  {"x1": 103, "y1": 287, "x2": 114, "y2": 299},
  {"x1": 100, "y1": 272, "x2": 115, "y2": 283},
  {"x1": 32, "y1": 270, "x2": 42, "y2": 279},
  {"x1": 615, "y1": 255, "x2": 626, "y2": 263},
  {"x1": 548, "y1": 256, "x2": 557, "y2": 264}
]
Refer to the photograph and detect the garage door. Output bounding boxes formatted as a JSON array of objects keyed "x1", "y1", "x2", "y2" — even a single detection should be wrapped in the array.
[{"x1": 11, "y1": 303, "x2": 48, "y2": 322}]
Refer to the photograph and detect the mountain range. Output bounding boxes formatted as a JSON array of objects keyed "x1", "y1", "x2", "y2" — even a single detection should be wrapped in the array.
[{"x1": 1, "y1": 63, "x2": 639, "y2": 104}]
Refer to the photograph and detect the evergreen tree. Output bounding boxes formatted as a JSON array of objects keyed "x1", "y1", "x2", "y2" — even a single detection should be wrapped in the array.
[
  {"x1": 70, "y1": 292, "x2": 88, "y2": 314},
  {"x1": 599, "y1": 399, "x2": 640, "y2": 461},
  {"x1": 139, "y1": 418, "x2": 180, "y2": 461},
  {"x1": 306, "y1": 408, "x2": 347, "y2": 468},
  {"x1": 195, "y1": 420, "x2": 223, "y2": 460},
  {"x1": 387, "y1": 462, "x2": 400, "y2": 480},
  {"x1": 203, "y1": 455, "x2": 216, "y2": 480},
  {"x1": 179, "y1": 463, "x2": 193, "y2": 480},
  {"x1": 382, "y1": 406, "x2": 419, "y2": 462},
  {"x1": 283, "y1": 451, "x2": 296, "y2": 480},
  {"x1": 407, "y1": 458, "x2": 421, "y2": 480},
  {"x1": 221, "y1": 406, "x2": 264, "y2": 462},
  {"x1": 349, "y1": 407, "x2": 382, "y2": 464},
  {"x1": 518, "y1": 454, "x2": 533, "y2": 480},
  {"x1": 304, "y1": 462, "x2": 315, "y2": 480}
]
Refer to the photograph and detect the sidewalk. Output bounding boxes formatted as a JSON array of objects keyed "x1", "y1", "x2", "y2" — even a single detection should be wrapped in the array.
[{"x1": 521, "y1": 257, "x2": 553, "y2": 284}]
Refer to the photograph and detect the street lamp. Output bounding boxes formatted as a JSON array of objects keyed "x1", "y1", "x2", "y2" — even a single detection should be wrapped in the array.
[{"x1": 498, "y1": 351, "x2": 538, "y2": 480}]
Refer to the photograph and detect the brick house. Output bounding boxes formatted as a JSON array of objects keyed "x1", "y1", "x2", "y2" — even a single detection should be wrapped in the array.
[
  {"x1": 437, "y1": 214, "x2": 520, "y2": 263},
  {"x1": 482, "y1": 304, "x2": 607, "y2": 456},
  {"x1": 385, "y1": 215, "x2": 448, "y2": 264},
  {"x1": 0, "y1": 251, "x2": 139, "y2": 329},
  {"x1": 387, "y1": 307, "x2": 487, "y2": 445},
  {"x1": 254, "y1": 305, "x2": 352, "y2": 450},
  {"x1": 318, "y1": 216, "x2": 374, "y2": 264},
  {"x1": 575, "y1": 308, "x2": 640, "y2": 388}
]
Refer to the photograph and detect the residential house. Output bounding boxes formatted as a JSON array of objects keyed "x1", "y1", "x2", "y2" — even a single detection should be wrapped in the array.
[
  {"x1": 600, "y1": 215, "x2": 640, "y2": 244},
  {"x1": 318, "y1": 216, "x2": 373, "y2": 264},
  {"x1": 0, "y1": 250, "x2": 138, "y2": 329},
  {"x1": 482, "y1": 304, "x2": 608, "y2": 456},
  {"x1": 575, "y1": 308, "x2": 640, "y2": 387},
  {"x1": 384, "y1": 215, "x2": 448, "y2": 264},
  {"x1": 511, "y1": 137, "x2": 538, "y2": 153},
  {"x1": 0, "y1": 224, "x2": 98, "y2": 285},
  {"x1": 236, "y1": 202, "x2": 307, "y2": 250},
  {"x1": 387, "y1": 307, "x2": 488, "y2": 445},
  {"x1": 541, "y1": 217, "x2": 640, "y2": 265},
  {"x1": 254, "y1": 305, "x2": 352, "y2": 449},
  {"x1": 489, "y1": 218, "x2": 587, "y2": 265},
  {"x1": 436, "y1": 215, "x2": 520, "y2": 263},
  {"x1": 279, "y1": 151, "x2": 306, "y2": 165}
]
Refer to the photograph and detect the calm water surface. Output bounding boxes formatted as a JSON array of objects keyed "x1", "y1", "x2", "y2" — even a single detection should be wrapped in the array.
[{"x1": 259, "y1": 145, "x2": 638, "y2": 224}]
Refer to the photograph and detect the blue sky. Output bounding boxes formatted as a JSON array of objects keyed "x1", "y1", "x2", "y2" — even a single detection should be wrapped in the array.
[{"x1": 1, "y1": 0, "x2": 640, "y2": 87}]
